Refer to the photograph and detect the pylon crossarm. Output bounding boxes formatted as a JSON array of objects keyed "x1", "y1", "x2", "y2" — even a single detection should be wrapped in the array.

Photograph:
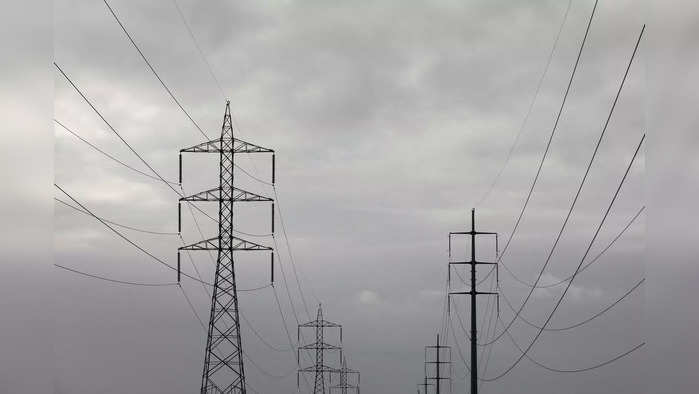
[
  {"x1": 448, "y1": 260, "x2": 497, "y2": 265},
  {"x1": 178, "y1": 236, "x2": 272, "y2": 251},
  {"x1": 180, "y1": 137, "x2": 274, "y2": 154},
  {"x1": 299, "y1": 342, "x2": 342, "y2": 351},
  {"x1": 180, "y1": 186, "x2": 272, "y2": 202},
  {"x1": 300, "y1": 320, "x2": 342, "y2": 328}
]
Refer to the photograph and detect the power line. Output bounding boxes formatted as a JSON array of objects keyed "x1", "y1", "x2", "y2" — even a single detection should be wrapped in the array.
[
  {"x1": 273, "y1": 186, "x2": 316, "y2": 320},
  {"x1": 474, "y1": 0, "x2": 573, "y2": 208},
  {"x1": 54, "y1": 62, "x2": 183, "y2": 198},
  {"x1": 55, "y1": 197, "x2": 179, "y2": 235},
  {"x1": 493, "y1": 0, "x2": 598, "y2": 281},
  {"x1": 483, "y1": 21, "x2": 644, "y2": 348},
  {"x1": 55, "y1": 263, "x2": 178, "y2": 287},
  {"x1": 171, "y1": 0, "x2": 226, "y2": 100},
  {"x1": 101, "y1": 0, "x2": 209, "y2": 140},
  {"x1": 502, "y1": 278, "x2": 644, "y2": 332},
  {"x1": 482, "y1": 132, "x2": 645, "y2": 381},
  {"x1": 497, "y1": 315, "x2": 645, "y2": 373},
  {"x1": 55, "y1": 182, "x2": 207, "y2": 284},
  {"x1": 54, "y1": 118, "x2": 180, "y2": 185}
]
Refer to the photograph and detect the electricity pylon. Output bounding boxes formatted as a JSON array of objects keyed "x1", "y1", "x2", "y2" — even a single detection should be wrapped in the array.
[
  {"x1": 425, "y1": 334, "x2": 451, "y2": 394},
  {"x1": 298, "y1": 304, "x2": 343, "y2": 394},
  {"x1": 177, "y1": 101, "x2": 275, "y2": 394},
  {"x1": 448, "y1": 209, "x2": 499, "y2": 394},
  {"x1": 330, "y1": 356, "x2": 360, "y2": 394}
]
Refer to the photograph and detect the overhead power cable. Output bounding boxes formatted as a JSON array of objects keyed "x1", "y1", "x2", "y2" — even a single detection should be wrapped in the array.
[
  {"x1": 497, "y1": 315, "x2": 645, "y2": 373},
  {"x1": 55, "y1": 263, "x2": 178, "y2": 287},
  {"x1": 54, "y1": 118, "x2": 180, "y2": 185},
  {"x1": 55, "y1": 182, "x2": 207, "y2": 284},
  {"x1": 482, "y1": 132, "x2": 646, "y2": 381},
  {"x1": 475, "y1": 0, "x2": 573, "y2": 208},
  {"x1": 55, "y1": 197, "x2": 178, "y2": 235},
  {"x1": 494, "y1": 0, "x2": 599, "y2": 266},
  {"x1": 54, "y1": 62, "x2": 183, "y2": 198},
  {"x1": 501, "y1": 278, "x2": 644, "y2": 332},
  {"x1": 56, "y1": 183, "x2": 272, "y2": 293},
  {"x1": 483, "y1": 20, "x2": 644, "y2": 348},
  {"x1": 171, "y1": 0, "x2": 226, "y2": 100},
  {"x1": 101, "y1": 0, "x2": 209, "y2": 139}
]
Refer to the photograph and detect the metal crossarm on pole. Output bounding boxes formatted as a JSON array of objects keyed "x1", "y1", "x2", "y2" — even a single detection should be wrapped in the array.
[
  {"x1": 447, "y1": 209, "x2": 499, "y2": 394},
  {"x1": 424, "y1": 334, "x2": 452, "y2": 394}
]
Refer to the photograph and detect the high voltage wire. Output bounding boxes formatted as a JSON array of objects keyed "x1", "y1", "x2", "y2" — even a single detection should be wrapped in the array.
[
  {"x1": 456, "y1": 206, "x2": 644, "y2": 339},
  {"x1": 54, "y1": 62, "x2": 183, "y2": 198},
  {"x1": 482, "y1": 132, "x2": 645, "y2": 381},
  {"x1": 497, "y1": 315, "x2": 645, "y2": 374},
  {"x1": 171, "y1": 0, "x2": 226, "y2": 100},
  {"x1": 101, "y1": 0, "x2": 209, "y2": 140},
  {"x1": 55, "y1": 183, "x2": 270, "y2": 293},
  {"x1": 495, "y1": 0, "x2": 599, "y2": 269},
  {"x1": 55, "y1": 197, "x2": 179, "y2": 235},
  {"x1": 483, "y1": 20, "x2": 644, "y2": 348},
  {"x1": 54, "y1": 118, "x2": 180, "y2": 185},
  {"x1": 55, "y1": 183, "x2": 205, "y2": 284},
  {"x1": 474, "y1": 0, "x2": 573, "y2": 208},
  {"x1": 55, "y1": 263, "x2": 178, "y2": 287},
  {"x1": 502, "y1": 278, "x2": 644, "y2": 332}
]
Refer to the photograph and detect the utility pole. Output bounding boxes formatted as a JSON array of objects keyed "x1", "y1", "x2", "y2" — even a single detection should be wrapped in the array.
[
  {"x1": 425, "y1": 334, "x2": 451, "y2": 394},
  {"x1": 330, "y1": 356, "x2": 360, "y2": 394},
  {"x1": 448, "y1": 209, "x2": 498, "y2": 394},
  {"x1": 298, "y1": 304, "x2": 343, "y2": 394},
  {"x1": 177, "y1": 101, "x2": 275, "y2": 394}
]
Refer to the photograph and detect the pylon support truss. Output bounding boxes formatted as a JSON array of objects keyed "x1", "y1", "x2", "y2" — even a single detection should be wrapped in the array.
[
  {"x1": 179, "y1": 236, "x2": 272, "y2": 252},
  {"x1": 180, "y1": 186, "x2": 273, "y2": 203},
  {"x1": 181, "y1": 137, "x2": 274, "y2": 154}
]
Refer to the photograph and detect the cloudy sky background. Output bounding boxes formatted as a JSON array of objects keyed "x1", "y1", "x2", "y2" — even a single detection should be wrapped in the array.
[{"x1": 2, "y1": 0, "x2": 698, "y2": 393}]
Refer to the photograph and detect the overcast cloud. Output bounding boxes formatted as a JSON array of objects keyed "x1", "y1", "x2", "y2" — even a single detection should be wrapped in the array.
[{"x1": 2, "y1": 0, "x2": 698, "y2": 393}]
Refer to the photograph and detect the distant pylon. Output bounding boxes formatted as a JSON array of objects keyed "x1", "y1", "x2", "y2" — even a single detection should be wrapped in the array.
[
  {"x1": 177, "y1": 101, "x2": 276, "y2": 393},
  {"x1": 330, "y1": 356, "x2": 360, "y2": 394},
  {"x1": 298, "y1": 304, "x2": 343, "y2": 394}
]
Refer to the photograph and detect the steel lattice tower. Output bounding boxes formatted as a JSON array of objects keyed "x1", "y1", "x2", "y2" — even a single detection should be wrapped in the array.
[
  {"x1": 177, "y1": 101, "x2": 275, "y2": 394},
  {"x1": 330, "y1": 356, "x2": 360, "y2": 394},
  {"x1": 448, "y1": 209, "x2": 499, "y2": 394},
  {"x1": 298, "y1": 305, "x2": 343, "y2": 394}
]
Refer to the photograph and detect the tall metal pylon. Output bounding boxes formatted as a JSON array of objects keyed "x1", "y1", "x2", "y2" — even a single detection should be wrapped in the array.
[
  {"x1": 330, "y1": 356, "x2": 360, "y2": 394},
  {"x1": 177, "y1": 101, "x2": 275, "y2": 393},
  {"x1": 424, "y1": 334, "x2": 451, "y2": 394},
  {"x1": 448, "y1": 209, "x2": 499, "y2": 394},
  {"x1": 298, "y1": 304, "x2": 343, "y2": 394}
]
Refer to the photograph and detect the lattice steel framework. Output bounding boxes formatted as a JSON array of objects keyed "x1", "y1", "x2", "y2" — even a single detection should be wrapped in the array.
[
  {"x1": 330, "y1": 356, "x2": 360, "y2": 394},
  {"x1": 448, "y1": 209, "x2": 498, "y2": 394},
  {"x1": 298, "y1": 305, "x2": 343, "y2": 394},
  {"x1": 177, "y1": 101, "x2": 275, "y2": 394}
]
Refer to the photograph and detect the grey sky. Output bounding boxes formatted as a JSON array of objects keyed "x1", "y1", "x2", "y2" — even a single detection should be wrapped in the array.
[{"x1": 3, "y1": 0, "x2": 699, "y2": 393}]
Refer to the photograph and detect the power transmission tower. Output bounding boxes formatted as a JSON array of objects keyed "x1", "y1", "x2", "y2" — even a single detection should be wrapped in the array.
[
  {"x1": 298, "y1": 304, "x2": 343, "y2": 394},
  {"x1": 177, "y1": 101, "x2": 275, "y2": 394},
  {"x1": 417, "y1": 380, "x2": 433, "y2": 394},
  {"x1": 448, "y1": 209, "x2": 499, "y2": 394},
  {"x1": 425, "y1": 334, "x2": 451, "y2": 394},
  {"x1": 330, "y1": 356, "x2": 360, "y2": 394}
]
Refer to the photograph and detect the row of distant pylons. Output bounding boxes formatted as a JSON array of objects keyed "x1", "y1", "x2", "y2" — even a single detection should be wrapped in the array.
[{"x1": 298, "y1": 304, "x2": 360, "y2": 394}]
